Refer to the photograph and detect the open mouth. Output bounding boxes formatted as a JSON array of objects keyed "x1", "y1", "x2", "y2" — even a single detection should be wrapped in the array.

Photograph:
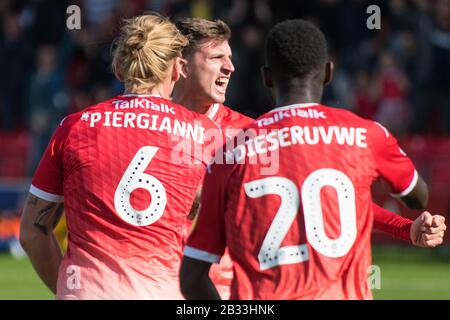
[{"x1": 215, "y1": 77, "x2": 229, "y2": 92}]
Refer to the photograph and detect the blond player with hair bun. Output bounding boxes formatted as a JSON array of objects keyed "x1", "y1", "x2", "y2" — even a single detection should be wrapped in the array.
[
  {"x1": 20, "y1": 13, "x2": 219, "y2": 299},
  {"x1": 112, "y1": 13, "x2": 187, "y2": 95}
]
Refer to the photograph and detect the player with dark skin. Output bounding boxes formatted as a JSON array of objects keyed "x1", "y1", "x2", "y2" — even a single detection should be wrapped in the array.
[
  {"x1": 180, "y1": 19, "x2": 446, "y2": 300},
  {"x1": 176, "y1": 18, "x2": 444, "y2": 250}
]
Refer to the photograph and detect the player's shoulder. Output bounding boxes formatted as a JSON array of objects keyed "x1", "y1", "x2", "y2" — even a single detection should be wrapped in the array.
[
  {"x1": 161, "y1": 97, "x2": 216, "y2": 124},
  {"x1": 218, "y1": 104, "x2": 254, "y2": 128},
  {"x1": 220, "y1": 104, "x2": 253, "y2": 121},
  {"x1": 59, "y1": 98, "x2": 112, "y2": 127},
  {"x1": 152, "y1": 96, "x2": 197, "y2": 116},
  {"x1": 320, "y1": 104, "x2": 384, "y2": 130},
  {"x1": 322, "y1": 105, "x2": 396, "y2": 149},
  {"x1": 55, "y1": 109, "x2": 90, "y2": 133},
  {"x1": 319, "y1": 104, "x2": 363, "y2": 121},
  {"x1": 51, "y1": 97, "x2": 120, "y2": 140}
]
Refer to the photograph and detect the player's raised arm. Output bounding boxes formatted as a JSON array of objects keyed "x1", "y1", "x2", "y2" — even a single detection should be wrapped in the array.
[{"x1": 19, "y1": 193, "x2": 64, "y2": 294}]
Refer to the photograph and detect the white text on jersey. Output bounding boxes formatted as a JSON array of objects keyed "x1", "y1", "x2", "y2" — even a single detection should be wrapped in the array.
[
  {"x1": 225, "y1": 125, "x2": 367, "y2": 163},
  {"x1": 256, "y1": 109, "x2": 326, "y2": 127},
  {"x1": 112, "y1": 99, "x2": 175, "y2": 115},
  {"x1": 83, "y1": 112, "x2": 206, "y2": 144}
]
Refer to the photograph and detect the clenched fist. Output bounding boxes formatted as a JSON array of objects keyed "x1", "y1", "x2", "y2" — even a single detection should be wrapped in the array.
[{"x1": 410, "y1": 211, "x2": 446, "y2": 248}]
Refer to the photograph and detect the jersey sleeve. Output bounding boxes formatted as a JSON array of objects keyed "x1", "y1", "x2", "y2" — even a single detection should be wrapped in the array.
[
  {"x1": 372, "y1": 202, "x2": 413, "y2": 242},
  {"x1": 184, "y1": 162, "x2": 231, "y2": 264},
  {"x1": 367, "y1": 121, "x2": 417, "y2": 197},
  {"x1": 30, "y1": 117, "x2": 72, "y2": 202}
]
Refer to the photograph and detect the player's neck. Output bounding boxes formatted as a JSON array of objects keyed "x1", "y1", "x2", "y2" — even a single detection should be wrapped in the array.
[
  {"x1": 274, "y1": 81, "x2": 323, "y2": 107},
  {"x1": 187, "y1": 104, "x2": 211, "y2": 114},
  {"x1": 123, "y1": 84, "x2": 170, "y2": 99},
  {"x1": 172, "y1": 92, "x2": 212, "y2": 114}
]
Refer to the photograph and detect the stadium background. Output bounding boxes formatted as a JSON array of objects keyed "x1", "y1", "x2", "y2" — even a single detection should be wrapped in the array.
[{"x1": 0, "y1": 0, "x2": 449, "y2": 299}]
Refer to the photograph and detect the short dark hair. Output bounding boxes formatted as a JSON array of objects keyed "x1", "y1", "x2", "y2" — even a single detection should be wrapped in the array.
[
  {"x1": 265, "y1": 19, "x2": 328, "y2": 81},
  {"x1": 175, "y1": 17, "x2": 231, "y2": 57}
]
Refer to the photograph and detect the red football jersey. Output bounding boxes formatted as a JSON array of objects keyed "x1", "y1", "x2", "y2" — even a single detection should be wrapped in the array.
[
  {"x1": 30, "y1": 94, "x2": 218, "y2": 299},
  {"x1": 182, "y1": 103, "x2": 253, "y2": 299},
  {"x1": 185, "y1": 103, "x2": 417, "y2": 300},
  {"x1": 205, "y1": 103, "x2": 254, "y2": 139}
]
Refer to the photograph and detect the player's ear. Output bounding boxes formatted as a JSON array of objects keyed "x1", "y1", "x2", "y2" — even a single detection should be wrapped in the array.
[
  {"x1": 323, "y1": 61, "x2": 334, "y2": 86},
  {"x1": 261, "y1": 65, "x2": 273, "y2": 88},
  {"x1": 178, "y1": 56, "x2": 188, "y2": 79},
  {"x1": 171, "y1": 56, "x2": 184, "y2": 82}
]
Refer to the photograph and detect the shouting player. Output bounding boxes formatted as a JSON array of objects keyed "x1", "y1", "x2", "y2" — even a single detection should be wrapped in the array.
[
  {"x1": 180, "y1": 19, "x2": 446, "y2": 299},
  {"x1": 172, "y1": 18, "x2": 253, "y2": 299},
  {"x1": 19, "y1": 13, "x2": 218, "y2": 299}
]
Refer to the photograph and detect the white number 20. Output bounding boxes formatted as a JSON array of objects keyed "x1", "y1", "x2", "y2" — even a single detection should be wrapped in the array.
[
  {"x1": 114, "y1": 146, "x2": 167, "y2": 226},
  {"x1": 244, "y1": 168, "x2": 357, "y2": 271}
]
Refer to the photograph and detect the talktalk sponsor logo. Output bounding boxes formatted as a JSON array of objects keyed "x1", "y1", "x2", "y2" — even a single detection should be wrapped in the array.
[
  {"x1": 256, "y1": 108, "x2": 326, "y2": 127},
  {"x1": 112, "y1": 98, "x2": 175, "y2": 115}
]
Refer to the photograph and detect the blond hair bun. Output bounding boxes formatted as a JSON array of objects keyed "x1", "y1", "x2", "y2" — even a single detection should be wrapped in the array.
[{"x1": 112, "y1": 13, "x2": 188, "y2": 92}]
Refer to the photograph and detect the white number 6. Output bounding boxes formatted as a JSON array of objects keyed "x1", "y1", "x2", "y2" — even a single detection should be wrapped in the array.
[{"x1": 114, "y1": 146, "x2": 167, "y2": 226}]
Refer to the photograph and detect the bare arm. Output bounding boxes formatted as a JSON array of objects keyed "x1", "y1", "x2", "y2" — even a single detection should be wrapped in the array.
[
  {"x1": 180, "y1": 256, "x2": 221, "y2": 300},
  {"x1": 188, "y1": 185, "x2": 202, "y2": 221},
  {"x1": 398, "y1": 175, "x2": 428, "y2": 210},
  {"x1": 19, "y1": 193, "x2": 64, "y2": 294},
  {"x1": 394, "y1": 174, "x2": 447, "y2": 247}
]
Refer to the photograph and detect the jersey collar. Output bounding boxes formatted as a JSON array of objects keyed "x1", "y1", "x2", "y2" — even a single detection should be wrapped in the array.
[
  {"x1": 270, "y1": 102, "x2": 319, "y2": 112},
  {"x1": 205, "y1": 103, "x2": 220, "y2": 120}
]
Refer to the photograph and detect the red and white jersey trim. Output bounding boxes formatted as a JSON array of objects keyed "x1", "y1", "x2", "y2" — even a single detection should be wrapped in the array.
[
  {"x1": 29, "y1": 184, "x2": 64, "y2": 203},
  {"x1": 374, "y1": 121, "x2": 390, "y2": 138},
  {"x1": 205, "y1": 103, "x2": 223, "y2": 134},
  {"x1": 391, "y1": 169, "x2": 418, "y2": 198},
  {"x1": 184, "y1": 245, "x2": 221, "y2": 264},
  {"x1": 206, "y1": 103, "x2": 220, "y2": 120}
]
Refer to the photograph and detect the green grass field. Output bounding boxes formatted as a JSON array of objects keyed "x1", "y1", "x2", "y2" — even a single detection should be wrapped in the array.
[
  {"x1": 0, "y1": 253, "x2": 54, "y2": 300},
  {"x1": 0, "y1": 246, "x2": 449, "y2": 300},
  {"x1": 371, "y1": 246, "x2": 450, "y2": 300}
]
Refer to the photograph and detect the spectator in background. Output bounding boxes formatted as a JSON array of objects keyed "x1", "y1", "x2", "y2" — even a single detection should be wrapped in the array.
[
  {"x1": 413, "y1": 0, "x2": 450, "y2": 134},
  {"x1": 217, "y1": 0, "x2": 273, "y2": 116},
  {"x1": 0, "y1": 10, "x2": 34, "y2": 131},
  {"x1": 0, "y1": 0, "x2": 449, "y2": 176},
  {"x1": 337, "y1": 0, "x2": 378, "y2": 72},
  {"x1": 227, "y1": 19, "x2": 272, "y2": 117},
  {"x1": 189, "y1": 0, "x2": 214, "y2": 20},
  {"x1": 27, "y1": 44, "x2": 69, "y2": 174},
  {"x1": 353, "y1": 69, "x2": 379, "y2": 119},
  {"x1": 322, "y1": 52, "x2": 354, "y2": 110},
  {"x1": 373, "y1": 49, "x2": 410, "y2": 136},
  {"x1": 82, "y1": 0, "x2": 119, "y2": 27}
]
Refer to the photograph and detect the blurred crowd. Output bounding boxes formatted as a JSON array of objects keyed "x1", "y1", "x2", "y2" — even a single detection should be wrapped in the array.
[{"x1": 0, "y1": 0, "x2": 449, "y2": 176}]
